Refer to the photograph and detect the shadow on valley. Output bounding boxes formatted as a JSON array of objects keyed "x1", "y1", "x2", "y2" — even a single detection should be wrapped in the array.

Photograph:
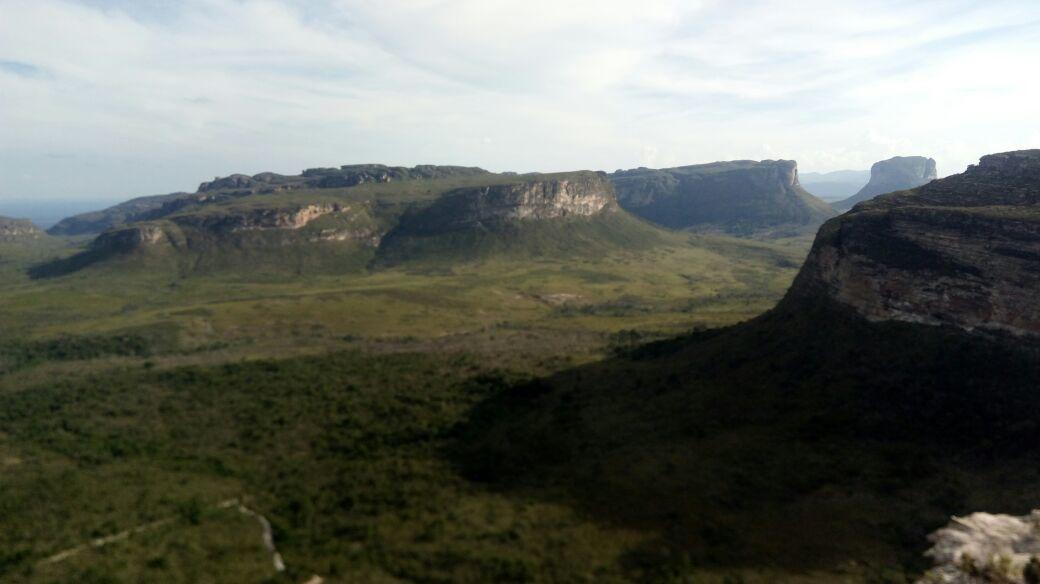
[{"x1": 453, "y1": 297, "x2": 1040, "y2": 578}]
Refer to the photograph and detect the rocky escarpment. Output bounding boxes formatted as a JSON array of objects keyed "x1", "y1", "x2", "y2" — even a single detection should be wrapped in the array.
[
  {"x1": 198, "y1": 164, "x2": 490, "y2": 192},
  {"x1": 88, "y1": 202, "x2": 381, "y2": 257},
  {"x1": 834, "y1": 156, "x2": 937, "y2": 211},
  {"x1": 49, "y1": 165, "x2": 490, "y2": 236},
  {"x1": 789, "y1": 150, "x2": 1040, "y2": 338},
  {"x1": 610, "y1": 160, "x2": 835, "y2": 236},
  {"x1": 389, "y1": 172, "x2": 616, "y2": 237},
  {"x1": 0, "y1": 216, "x2": 42, "y2": 241}
]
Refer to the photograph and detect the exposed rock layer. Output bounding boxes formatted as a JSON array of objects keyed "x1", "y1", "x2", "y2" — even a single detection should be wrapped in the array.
[
  {"x1": 790, "y1": 150, "x2": 1040, "y2": 337},
  {"x1": 49, "y1": 165, "x2": 490, "y2": 236},
  {"x1": 391, "y1": 172, "x2": 615, "y2": 237},
  {"x1": 835, "y1": 156, "x2": 937, "y2": 211},
  {"x1": 0, "y1": 216, "x2": 42, "y2": 241}
]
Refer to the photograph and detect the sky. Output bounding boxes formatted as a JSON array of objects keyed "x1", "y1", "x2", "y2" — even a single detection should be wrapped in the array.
[{"x1": 1, "y1": 0, "x2": 1039, "y2": 204}]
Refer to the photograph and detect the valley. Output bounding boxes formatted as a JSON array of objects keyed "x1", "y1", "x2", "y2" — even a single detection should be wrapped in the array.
[{"x1": 2, "y1": 151, "x2": 1038, "y2": 583}]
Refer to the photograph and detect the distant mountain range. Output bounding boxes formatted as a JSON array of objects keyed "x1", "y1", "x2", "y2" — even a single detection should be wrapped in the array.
[
  {"x1": 31, "y1": 155, "x2": 942, "y2": 278},
  {"x1": 31, "y1": 166, "x2": 672, "y2": 278}
]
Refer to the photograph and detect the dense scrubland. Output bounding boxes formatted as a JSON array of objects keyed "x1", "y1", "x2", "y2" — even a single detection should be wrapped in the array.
[{"x1": 0, "y1": 221, "x2": 816, "y2": 583}]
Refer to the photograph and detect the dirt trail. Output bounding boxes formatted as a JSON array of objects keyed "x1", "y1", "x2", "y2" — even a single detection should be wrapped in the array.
[{"x1": 38, "y1": 497, "x2": 287, "y2": 575}]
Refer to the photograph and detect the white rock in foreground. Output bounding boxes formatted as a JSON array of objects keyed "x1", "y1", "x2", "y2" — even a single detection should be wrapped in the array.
[{"x1": 918, "y1": 511, "x2": 1040, "y2": 583}]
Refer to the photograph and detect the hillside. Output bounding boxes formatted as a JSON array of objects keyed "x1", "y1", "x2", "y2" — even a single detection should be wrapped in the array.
[
  {"x1": 610, "y1": 160, "x2": 836, "y2": 237},
  {"x1": 0, "y1": 216, "x2": 42, "y2": 241},
  {"x1": 34, "y1": 169, "x2": 673, "y2": 277},
  {"x1": 833, "y1": 156, "x2": 937, "y2": 211},
  {"x1": 47, "y1": 192, "x2": 192, "y2": 236},
  {"x1": 459, "y1": 150, "x2": 1040, "y2": 580}
]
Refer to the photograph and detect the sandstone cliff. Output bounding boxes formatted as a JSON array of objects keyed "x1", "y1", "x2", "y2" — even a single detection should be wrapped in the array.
[
  {"x1": 610, "y1": 160, "x2": 835, "y2": 236},
  {"x1": 0, "y1": 216, "x2": 42, "y2": 241},
  {"x1": 389, "y1": 172, "x2": 616, "y2": 237},
  {"x1": 789, "y1": 150, "x2": 1040, "y2": 338},
  {"x1": 834, "y1": 156, "x2": 937, "y2": 211}
]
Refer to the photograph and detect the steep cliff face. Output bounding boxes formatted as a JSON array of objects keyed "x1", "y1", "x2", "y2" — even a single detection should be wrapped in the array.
[
  {"x1": 0, "y1": 216, "x2": 42, "y2": 241},
  {"x1": 391, "y1": 172, "x2": 616, "y2": 236},
  {"x1": 834, "y1": 156, "x2": 937, "y2": 211},
  {"x1": 790, "y1": 150, "x2": 1040, "y2": 337},
  {"x1": 610, "y1": 160, "x2": 835, "y2": 236}
]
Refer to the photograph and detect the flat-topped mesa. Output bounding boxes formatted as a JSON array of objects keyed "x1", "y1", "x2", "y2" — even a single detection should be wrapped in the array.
[
  {"x1": 0, "y1": 216, "x2": 42, "y2": 241},
  {"x1": 834, "y1": 156, "x2": 937, "y2": 211},
  {"x1": 199, "y1": 164, "x2": 491, "y2": 193},
  {"x1": 788, "y1": 149, "x2": 1040, "y2": 338},
  {"x1": 392, "y1": 172, "x2": 616, "y2": 236},
  {"x1": 609, "y1": 159, "x2": 835, "y2": 236}
]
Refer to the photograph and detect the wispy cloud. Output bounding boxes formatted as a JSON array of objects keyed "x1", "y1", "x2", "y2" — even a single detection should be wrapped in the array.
[{"x1": 0, "y1": 0, "x2": 1038, "y2": 201}]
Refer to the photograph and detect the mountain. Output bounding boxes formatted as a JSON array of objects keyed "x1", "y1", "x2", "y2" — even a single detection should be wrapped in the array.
[
  {"x1": 32, "y1": 167, "x2": 668, "y2": 277},
  {"x1": 792, "y1": 150, "x2": 1039, "y2": 336},
  {"x1": 0, "y1": 216, "x2": 42, "y2": 241},
  {"x1": 799, "y1": 169, "x2": 870, "y2": 201},
  {"x1": 833, "y1": 156, "x2": 937, "y2": 211},
  {"x1": 610, "y1": 160, "x2": 836, "y2": 237},
  {"x1": 372, "y1": 171, "x2": 665, "y2": 266},
  {"x1": 459, "y1": 150, "x2": 1040, "y2": 579},
  {"x1": 46, "y1": 164, "x2": 491, "y2": 237},
  {"x1": 47, "y1": 192, "x2": 192, "y2": 236}
]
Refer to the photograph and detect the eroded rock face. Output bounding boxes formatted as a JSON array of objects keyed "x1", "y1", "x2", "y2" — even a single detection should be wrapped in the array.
[
  {"x1": 790, "y1": 150, "x2": 1040, "y2": 338},
  {"x1": 918, "y1": 511, "x2": 1040, "y2": 583},
  {"x1": 610, "y1": 160, "x2": 835, "y2": 236},
  {"x1": 174, "y1": 203, "x2": 344, "y2": 233},
  {"x1": 0, "y1": 217, "x2": 42, "y2": 241},
  {"x1": 91, "y1": 223, "x2": 181, "y2": 253},
  {"x1": 393, "y1": 172, "x2": 615, "y2": 236},
  {"x1": 835, "y1": 156, "x2": 937, "y2": 211}
]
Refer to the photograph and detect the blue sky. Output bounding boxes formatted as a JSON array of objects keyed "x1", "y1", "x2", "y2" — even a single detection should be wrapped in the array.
[{"x1": 1, "y1": 0, "x2": 1039, "y2": 203}]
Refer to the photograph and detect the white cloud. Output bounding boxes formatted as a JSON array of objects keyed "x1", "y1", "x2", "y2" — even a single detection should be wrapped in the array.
[{"x1": 0, "y1": 0, "x2": 1038, "y2": 201}]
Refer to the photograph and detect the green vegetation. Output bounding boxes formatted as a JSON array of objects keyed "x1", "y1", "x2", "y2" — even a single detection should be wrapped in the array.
[
  {"x1": 457, "y1": 297, "x2": 1040, "y2": 581},
  {"x1": 0, "y1": 216, "x2": 818, "y2": 582}
]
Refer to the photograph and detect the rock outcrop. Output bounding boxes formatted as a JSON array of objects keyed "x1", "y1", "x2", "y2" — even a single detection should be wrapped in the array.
[
  {"x1": 610, "y1": 160, "x2": 835, "y2": 236},
  {"x1": 918, "y1": 511, "x2": 1040, "y2": 583},
  {"x1": 789, "y1": 150, "x2": 1040, "y2": 338},
  {"x1": 0, "y1": 216, "x2": 42, "y2": 241},
  {"x1": 834, "y1": 156, "x2": 937, "y2": 211},
  {"x1": 391, "y1": 172, "x2": 616, "y2": 237},
  {"x1": 51, "y1": 165, "x2": 491, "y2": 236}
]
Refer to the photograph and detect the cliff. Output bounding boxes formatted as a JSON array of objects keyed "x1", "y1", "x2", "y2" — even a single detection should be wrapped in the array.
[
  {"x1": 388, "y1": 172, "x2": 616, "y2": 236},
  {"x1": 0, "y1": 216, "x2": 42, "y2": 241},
  {"x1": 610, "y1": 160, "x2": 835, "y2": 236},
  {"x1": 35, "y1": 170, "x2": 653, "y2": 276},
  {"x1": 789, "y1": 150, "x2": 1040, "y2": 337},
  {"x1": 833, "y1": 156, "x2": 937, "y2": 211}
]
